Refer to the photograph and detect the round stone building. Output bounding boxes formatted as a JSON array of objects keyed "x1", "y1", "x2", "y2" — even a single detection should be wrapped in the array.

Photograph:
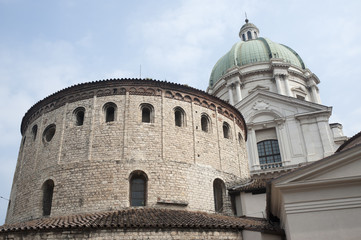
[{"x1": 1, "y1": 79, "x2": 283, "y2": 239}]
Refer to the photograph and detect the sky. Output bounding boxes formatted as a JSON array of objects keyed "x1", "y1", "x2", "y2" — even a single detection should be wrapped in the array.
[{"x1": 1, "y1": 0, "x2": 361, "y2": 224}]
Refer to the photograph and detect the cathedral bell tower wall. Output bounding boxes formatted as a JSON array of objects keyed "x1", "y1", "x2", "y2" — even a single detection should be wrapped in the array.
[{"x1": 6, "y1": 79, "x2": 248, "y2": 224}]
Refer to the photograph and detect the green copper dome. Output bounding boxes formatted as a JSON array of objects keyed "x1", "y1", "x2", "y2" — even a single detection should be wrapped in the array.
[{"x1": 209, "y1": 37, "x2": 305, "y2": 87}]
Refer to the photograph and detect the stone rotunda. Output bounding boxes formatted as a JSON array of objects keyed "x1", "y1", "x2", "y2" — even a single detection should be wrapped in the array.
[{"x1": 0, "y1": 79, "x2": 283, "y2": 239}]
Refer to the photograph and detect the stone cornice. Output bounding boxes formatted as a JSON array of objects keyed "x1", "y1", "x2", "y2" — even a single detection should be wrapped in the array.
[{"x1": 21, "y1": 78, "x2": 247, "y2": 140}]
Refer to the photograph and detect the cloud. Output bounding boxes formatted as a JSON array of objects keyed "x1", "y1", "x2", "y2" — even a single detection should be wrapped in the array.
[{"x1": 135, "y1": 0, "x2": 253, "y2": 89}]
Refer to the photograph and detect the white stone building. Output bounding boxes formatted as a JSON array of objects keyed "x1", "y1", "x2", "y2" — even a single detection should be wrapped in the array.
[{"x1": 207, "y1": 19, "x2": 347, "y2": 173}]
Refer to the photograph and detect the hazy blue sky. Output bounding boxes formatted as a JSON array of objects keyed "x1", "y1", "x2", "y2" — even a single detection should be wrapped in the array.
[{"x1": 1, "y1": 0, "x2": 361, "y2": 224}]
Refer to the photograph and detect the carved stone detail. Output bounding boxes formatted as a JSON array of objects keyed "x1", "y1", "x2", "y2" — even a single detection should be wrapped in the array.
[{"x1": 252, "y1": 100, "x2": 269, "y2": 111}]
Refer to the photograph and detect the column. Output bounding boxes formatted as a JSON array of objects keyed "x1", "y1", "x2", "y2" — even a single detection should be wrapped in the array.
[
  {"x1": 247, "y1": 127, "x2": 259, "y2": 170},
  {"x1": 275, "y1": 75, "x2": 284, "y2": 95},
  {"x1": 227, "y1": 85, "x2": 234, "y2": 105},
  {"x1": 284, "y1": 75, "x2": 292, "y2": 96},
  {"x1": 311, "y1": 85, "x2": 321, "y2": 104},
  {"x1": 235, "y1": 81, "x2": 242, "y2": 103}
]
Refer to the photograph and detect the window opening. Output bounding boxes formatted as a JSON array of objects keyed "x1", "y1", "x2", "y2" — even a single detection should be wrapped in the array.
[
  {"x1": 140, "y1": 104, "x2": 154, "y2": 123},
  {"x1": 223, "y1": 122, "x2": 230, "y2": 139},
  {"x1": 174, "y1": 107, "x2": 185, "y2": 127},
  {"x1": 42, "y1": 179, "x2": 54, "y2": 216},
  {"x1": 247, "y1": 31, "x2": 252, "y2": 40},
  {"x1": 242, "y1": 33, "x2": 246, "y2": 41},
  {"x1": 238, "y1": 132, "x2": 243, "y2": 145},
  {"x1": 130, "y1": 171, "x2": 147, "y2": 207},
  {"x1": 213, "y1": 179, "x2": 224, "y2": 213},
  {"x1": 104, "y1": 103, "x2": 117, "y2": 123},
  {"x1": 74, "y1": 108, "x2": 85, "y2": 126},
  {"x1": 43, "y1": 124, "x2": 56, "y2": 143},
  {"x1": 106, "y1": 107, "x2": 115, "y2": 122},
  {"x1": 257, "y1": 140, "x2": 282, "y2": 169},
  {"x1": 32, "y1": 125, "x2": 38, "y2": 140},
  {"x1": 201, "y1": 114, "x2": 209, "y2": 132}
]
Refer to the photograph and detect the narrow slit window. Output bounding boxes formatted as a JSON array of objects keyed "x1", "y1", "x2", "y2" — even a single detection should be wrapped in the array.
[
  {"x1": 42, "y1": 179, "x2": 54, "y2": 216},
  {"x1": 32, "y1": 125, "x2": 38, "y2": 140},
  {"x1": 213, "y1": 179, "x2": 225, "y2": 213}
]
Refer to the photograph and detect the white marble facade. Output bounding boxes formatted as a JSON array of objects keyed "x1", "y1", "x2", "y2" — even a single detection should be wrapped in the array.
[{"x1": 207, "y1": 20, "x2": 346, "y2": 174}]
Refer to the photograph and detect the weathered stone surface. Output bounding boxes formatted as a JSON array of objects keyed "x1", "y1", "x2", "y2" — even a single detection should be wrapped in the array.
[{"x1": 6, "y1": 80, "x2": 249, "y2": 225}]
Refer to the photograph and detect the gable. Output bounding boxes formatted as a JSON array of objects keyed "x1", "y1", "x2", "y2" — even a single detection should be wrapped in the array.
[
  {"x1": 237, "y1": 90, "x2": 329, "y2": 122},
  {"x1": 273, "y1": 146, "x2": 361, "y2": 185},
  {"x1": 303, "y1": 157, "x2": 361, "y2": 181}
]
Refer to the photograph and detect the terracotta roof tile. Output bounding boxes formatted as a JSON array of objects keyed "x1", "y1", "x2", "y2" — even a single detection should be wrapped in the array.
[
  {"x1": 0, "y1": 208, "x2": 282, "y2": 234},
  {"x1": 336, "y1": 130, "x2": 361, "y2": 152},
  {"x1": 230, "y1": 171, "x2": 293, "y2": 193}
]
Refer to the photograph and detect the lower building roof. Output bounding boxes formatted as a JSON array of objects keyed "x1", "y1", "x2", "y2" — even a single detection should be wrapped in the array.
[{"x1": 0, "y1": 208, "x2": 283, "y2": 235}]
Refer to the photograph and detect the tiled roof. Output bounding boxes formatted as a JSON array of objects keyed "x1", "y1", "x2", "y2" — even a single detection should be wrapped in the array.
[
  {"x1": 0, "y1": 208, "x2": 282, "y2": 234},
  {"x1": 230, "y1": 171, "x2": 292, "y2": 193},
  {"x1": 336, "y1": 130, "x2": 361, "y2": 152}
]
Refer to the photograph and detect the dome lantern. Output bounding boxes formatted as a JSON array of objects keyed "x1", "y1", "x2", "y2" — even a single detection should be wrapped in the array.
[{"x1": 239, "y1": 18, "x2": 259, "y2": 41}]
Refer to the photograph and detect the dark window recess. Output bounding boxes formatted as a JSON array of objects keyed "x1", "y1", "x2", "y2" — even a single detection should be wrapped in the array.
[
  {"x1": 42, "y1": 180, "x2": 54, "y2": 216},
  {"x1": 43, "y1": 125, "x2": 56, "y2": 142},
  {"x1": 257, "y1": 140, "x2": 282, "y2": 169},
  {"x1": 175, "y1": 110, "x2": 182, "y2": 127},
  {"x1": 213, "y1": 179, "x2": 224, "y2": 213},
  {"x1": 201, "y1": 115, "x2": 209, "y2": 132},
  {"x1": 238, "y1": 132, "x2": 243, "y2": 145},
  {"x1": 32, "y1": 125, "x2": 38, "y2": 140},
  {"x1": 106, "y1": 107, "x2": 115, "y2": 122},
  {"x1": 242, "y1": 33, "x2": 246, "y2": 41},
  {"x1": 75, "y1": 109, "x2": 85, "y2": 126},
  {"x1": 142, "y1": 107, "x2": 151, "y2": 123},
  {"x1": 247, "y1": 31, "x2": 252, "y2": 40},
  {"x1": 130, "y1": 175, "x2": 147, "y2": 206},
  {"x1": 223, "y1": 123, "x2": 230, "y2": 139}
]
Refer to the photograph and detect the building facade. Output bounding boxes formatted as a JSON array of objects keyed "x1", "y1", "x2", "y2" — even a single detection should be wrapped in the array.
[{"x1": 207, "y1": 19, "x2": 346, "y2": 174}]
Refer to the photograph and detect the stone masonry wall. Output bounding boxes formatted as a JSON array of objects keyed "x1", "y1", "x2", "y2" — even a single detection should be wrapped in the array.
[
  {"x1": 1, "y1": 228, "x2": 243, "y2": 240},
  {"x1": 6, "y1": 81, "x2": 249, "y2": 224}
]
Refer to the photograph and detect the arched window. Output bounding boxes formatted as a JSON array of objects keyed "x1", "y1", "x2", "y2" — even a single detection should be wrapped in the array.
[
  {"x1": 32, "y1": 125, "x2": 38, "y2": 140},
  {"x1": 140, "y1": 104, "x2": 154, "y2": 123},
  {"x1": 213, "y1": 179, "x2": 225, "y2": 213},
  {"x1": 201, "y1": 114, "x2": 210, "y2": 132},
  {"x1": 103, "y1": 102, "x2": 117, "y2": 123},
  {"x1": 129, "y1": 171, "x2": 148, "y2": 207},
  {"x1": 247, "y1": 31, "x2": 252, "y2": 40},
  {"x1": 257, "y1": 139, "x2": 282, "y2": 169},
  {"x1": 174, "y1": 107, "x2": 185, "y2": 127},
  {"x1": 242, "y1": 33, "x2": 246, "y2": 41},
  {"x1": 223, "y1": 122, "x2": 230, "y2": 139},
  {"x1": 73, "y1": 107, "x2": 85, "y2": 126},
  {"x1": 254, "y1": 31, "x2": 258, "y2": 38},
  {"x1": 42, "y1": 179, "x2": 54, "y2": 216}
]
